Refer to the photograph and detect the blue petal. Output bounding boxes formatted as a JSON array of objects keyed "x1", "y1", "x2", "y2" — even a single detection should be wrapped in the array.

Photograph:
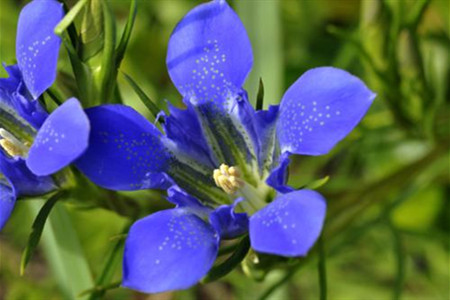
[
  {"x1": 210, "y1": 199, "x2": 249, "y2": 239},
  {"x1": 266, "y1": 152, "x2": 294, "y2": 193},
  {"x1": 163, "y1": 102, "x2": 216, "y2": 167},
  {"x1": 190, "y1": 92, "x2": 259, "y2": 167},
  {"x1": 0, "y1": 154, "x2": 54, "y2": 196},
  {"x1": 0, "y1": 65, "x2": 23, "y2": 94},
  {"x1": 250, "y1": 189, "x2": 326, "y2": 257},
  {"x1": 167, "y1": 185, "x2": 210, "y2": 213},
  {"x1": 0, "y1": 177, "x2": 17, "y2": 230},
  {"x1": 166, "y1": 0, "x2": 253, "y2": 102},
  {"x1": 16, "y1": 0, "x2": 64, "y2": 98},
  {"x1": 255, "y1": 105, "x2": 279, "y2": 172},
  {"x1": 75, "y1": 105, "x2": 172, "y2": 191},
  {"x1": 27, "y1": 98, "x2": 89, "y2": 176},
  {"x1": 123, "y1": 208, "x2": 219, "y2": 293},
  {"x1": 0, "y1": 64, "x2": 47, "y2": 129},
  {"x1": 277, "y1": 67, "x2": 376, "y2": 155}
]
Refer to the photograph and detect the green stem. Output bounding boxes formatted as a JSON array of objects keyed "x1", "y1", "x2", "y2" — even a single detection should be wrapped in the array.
[
  {"x1": 318, "y1": 236, "x2": 327, "y2": 300},
  {"x1": 388, "y1": 221, "x2": 405, "y2": 300},
  {"x1": 87, "y1": 223, "x2": 131, "y2": 300},
  {"x1": 258, "y1": 265, "x2": 302, "y2": 300}
]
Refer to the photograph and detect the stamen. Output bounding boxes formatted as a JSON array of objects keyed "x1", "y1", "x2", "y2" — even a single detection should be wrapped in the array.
[
  {"x1": 0, "y1": 128, "x2": 29, "y2": 158},
  {"x1": 213, "y1": 163, "x2": 244, "y2": 194}
]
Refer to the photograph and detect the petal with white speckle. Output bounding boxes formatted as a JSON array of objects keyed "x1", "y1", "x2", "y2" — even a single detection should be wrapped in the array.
[
  {"x1": 27, "y1": 98, "x2": 89, "y2": 176},
  {"x1": 250, "y1": 189, "x2": 326, "y2": 257},
  {"x1": 123, "y1": 208, "x2": 219, "y2": 293},
  {"x1": 277, "y1": 67, "x2": 376, "y2": 155}
]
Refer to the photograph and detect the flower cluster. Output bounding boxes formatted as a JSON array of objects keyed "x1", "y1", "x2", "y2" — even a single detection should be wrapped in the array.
[
  {"x1": 75, "y1": 0, "x2": 375, "y2": 293},
  {"x1": 0, "y1": 0, "x2": 90, "y2": 229},
  {"x1": 0, "y1": 0, "x2": 375, "y2": 294}
]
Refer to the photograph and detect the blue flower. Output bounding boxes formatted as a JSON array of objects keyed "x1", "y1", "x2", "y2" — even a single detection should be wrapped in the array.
[
  {"x1": 0, "y1": 0, "x2": 90, "y2": 230},
  {"x1": 76, "y1": 0, "x2": 375, "y2": 293}
]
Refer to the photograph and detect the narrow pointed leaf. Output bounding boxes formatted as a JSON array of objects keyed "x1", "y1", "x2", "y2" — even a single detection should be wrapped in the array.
[
  {"x1": 122, "y1": 73, "x2": 160, "y2": 119},
  {"x1": 20, "y1": 191, "x2": 64, "y2": 275},
  {"x1": 256, "y1": 78, "x2": 264, "y2": 111},
  {"x1": 115, "y1": 0, "x2": 137, "y2": 68},
  {"x1": 305, "y1": 176, "x2": 330, "y2": 190}
]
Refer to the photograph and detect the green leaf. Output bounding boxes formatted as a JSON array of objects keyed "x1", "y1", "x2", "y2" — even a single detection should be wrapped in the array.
[
  {"x1": 256, "y1": 78, "x2": 264, "y2": 111},
  {"x1": 123, "y1": 72, "x2": 161, "y2": 120},
  {"x1": 20, "y1": 192, "x2": 63, "y2": 275},
  {"x1": 26, "y1": 201, "x2": 94, "y2": 300},
  {"x1": 305, "y1": 176, "x2": 330, "y2": 190},
  {"x1": 115, "y1": 0, "x2": 137, "y2": 68},
  {"x1": 202, "y1": 236, "x2": 250, "y2": 283}
]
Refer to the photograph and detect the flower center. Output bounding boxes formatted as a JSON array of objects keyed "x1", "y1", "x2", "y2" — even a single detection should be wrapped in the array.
[
  {"x1": 213, "y1": 163, "x2": 272, "y2": 214},
  {"x1": 0, "y1": 128, "x2": 30, "y2": 158},
  {"x1": 213, "y1": 164, "x2": 244, "y2": 194}
]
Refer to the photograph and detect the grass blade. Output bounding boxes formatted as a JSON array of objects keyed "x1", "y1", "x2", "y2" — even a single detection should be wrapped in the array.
[
  {"x1": 20, "y1": 192, "x2": 63, "y2": 275},
  {"x1": 26, "y1": 201, "x2": 94, "y2": 300},
  {"x1": 236, "y1": 1, "x2": 283, "y2": 107}
]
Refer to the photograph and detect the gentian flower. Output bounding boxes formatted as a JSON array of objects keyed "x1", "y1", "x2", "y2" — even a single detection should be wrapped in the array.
[
  {"x1": 76, "y1": 0, "x2": 375, "y2": 293},
  {"x1": 0, "y1": 0, "x2": 90, "y2": 229}
]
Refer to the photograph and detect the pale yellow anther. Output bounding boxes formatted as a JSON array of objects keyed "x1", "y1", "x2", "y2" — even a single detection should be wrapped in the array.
[
  {"x1": 228, "y1": 166, "x2": 240, "y2": 177},
  {"x1": 213, "y1": 169, "x2": 222, "y2": 186},
  {"x1": 0, "y1": 139, "x2": 26, "y2": 157},
  {"x1": 0, "y1": 129, "x2": 29, "y2": 158},
  {"x1": 213, "y1": 164, "x2": 244, "y2": 194},
  {"x1": 220, "y1": 164, "x2": 229, "y2": 175}
]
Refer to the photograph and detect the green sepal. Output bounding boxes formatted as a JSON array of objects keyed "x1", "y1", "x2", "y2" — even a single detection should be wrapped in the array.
[{"x1": 202, "y1": 236, "x2": 250, "y2": 283}]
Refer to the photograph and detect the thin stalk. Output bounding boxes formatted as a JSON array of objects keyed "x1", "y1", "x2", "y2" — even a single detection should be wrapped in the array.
[{"x1": 318, "y1": 236, "x2": 327, "y2": 300}]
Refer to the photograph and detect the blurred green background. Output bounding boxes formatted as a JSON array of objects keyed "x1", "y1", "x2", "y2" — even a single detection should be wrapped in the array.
[{"x1": 0, "y1": 0, "x2": 449, "y2": 299}]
